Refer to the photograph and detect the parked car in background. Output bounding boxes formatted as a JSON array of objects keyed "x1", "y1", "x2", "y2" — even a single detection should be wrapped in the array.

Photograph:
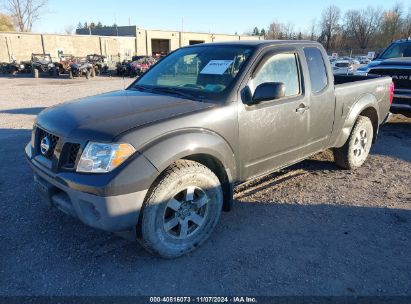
[
  {"x1": 31, "y1": 54, "x2": 56, "y2": 78},
  {"x1": 357, "y1": 56, "x2": 371, "y2": 65},
  {"x1": 332, "y1": 60, "x2": 354, "y2": 75},
  {"x1": 26, "y1": 41, "x2": 392, "y2": 258},
  {"x1": 356, "y1": 38, "x2": 411, "y2": 117}
]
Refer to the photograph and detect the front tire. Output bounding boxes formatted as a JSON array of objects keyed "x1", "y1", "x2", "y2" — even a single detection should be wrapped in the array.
[
  {"x1": 139, "y1": 160, "x2": 223, "y2": 258},
  {"x1": 333, "y1": 116, "x2": 373, "y2": 169}
]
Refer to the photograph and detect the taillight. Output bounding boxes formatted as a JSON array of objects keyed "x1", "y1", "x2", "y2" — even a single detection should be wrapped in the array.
[{"x1": 389, "y1": 82, "x2": 394, "y2": 104}]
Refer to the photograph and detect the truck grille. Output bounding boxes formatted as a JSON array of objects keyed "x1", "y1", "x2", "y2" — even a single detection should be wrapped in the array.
[
  {"x1": 64, "y1": 143, "x2": 81, "y2": 168},
  {"x1": 35, "y1": 127, "x2": 82, "y2": 171},
  {"x1": 37, "y1": 128, "x2": 59, "y2": 159},
  {"x1": 369, "y1": 68, "x2": 411, "y2": 90}
]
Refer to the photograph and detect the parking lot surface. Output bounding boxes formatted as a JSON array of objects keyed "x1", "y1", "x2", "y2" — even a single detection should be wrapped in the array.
[{"x1": 0, "y1": 76, "x2": 410, "y2": 296}]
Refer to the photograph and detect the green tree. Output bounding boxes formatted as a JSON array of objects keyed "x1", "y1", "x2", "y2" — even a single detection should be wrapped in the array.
[
  {"x1": 252, "y1": 27, "x2": 260, "y2": 36},
  {"x1": 77, "y1": 22, "x2": 83, "y2": 29},
  {"x1": 96, "y1": 22, "x2": 103, "y2": 28},
  {"x1": 260, "y1": 28, "x2": 266, "y2": 37},
  {"x1": 0, "y1": 13, "x2": 14, "y2": 32}
]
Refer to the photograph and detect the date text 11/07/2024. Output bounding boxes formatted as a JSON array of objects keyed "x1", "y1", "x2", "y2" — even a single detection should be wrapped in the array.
[{"x1": 149, "y1": 296, "x2": 257, "y2": 303}]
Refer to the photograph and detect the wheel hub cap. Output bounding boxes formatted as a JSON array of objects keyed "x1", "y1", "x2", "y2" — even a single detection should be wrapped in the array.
[
  {"x1": 353, "y1": 129, "x2": 368, "y2": 159},
  {"x1": 163, "y1": 186, "x2": 209, "y2": 239}
]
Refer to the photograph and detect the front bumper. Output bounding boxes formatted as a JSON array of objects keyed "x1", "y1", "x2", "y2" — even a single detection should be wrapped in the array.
[{"x1": 25, "y1": 143, "x2": 153, "y2": 234}]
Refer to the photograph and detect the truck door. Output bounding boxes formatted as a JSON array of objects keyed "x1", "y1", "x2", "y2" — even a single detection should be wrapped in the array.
[
  {"x1": 238, "y1": 48, "x2": 310, "y2": 179},
  {"x1": 302, "y1": 47, "x2": 335, "y2": 151}
]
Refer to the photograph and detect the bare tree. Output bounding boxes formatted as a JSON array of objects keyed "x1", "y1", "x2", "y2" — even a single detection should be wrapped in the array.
[
  {"x1": 283, "y1": 22, "x2": 294, "y2": 40},
  {"x1": 381, "y1": 3, "x2": 403, "y2": 44},
  {"x1": 403, "y1": 7, "x2": 411, "y2": 38},
  {"x1": 266, "y1": 22, "x2": 283, "y2": 39},
  {"x1": 308, "y1": 18, "x2": 318, "y2": 41},
  {"x1": 4, "y1": 0, "x2": 47, "y2": 32},
  {"x1": 320, "y1": 5, "x2": 341, "y2": 51},
  {"x1": 345, "y1": 7, "x2": 382, "y2": 49}
]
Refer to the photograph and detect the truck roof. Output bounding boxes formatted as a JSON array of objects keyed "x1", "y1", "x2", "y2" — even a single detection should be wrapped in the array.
[{"x1": 185, "y1": 40, "x2": 322, "y2": 49}]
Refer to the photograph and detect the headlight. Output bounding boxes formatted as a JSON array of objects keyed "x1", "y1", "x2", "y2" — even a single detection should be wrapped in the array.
[{"x1": 77, "y1": 142, "x2": 136, "y2": 173}]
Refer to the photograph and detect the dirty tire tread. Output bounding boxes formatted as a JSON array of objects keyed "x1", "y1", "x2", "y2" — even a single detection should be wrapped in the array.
[
  {"x1": 333, "y1": 115, "x2": 373, "y2": 170},
  {"x1": 138, "y1": 160, "x2": 223, "y2": 258}
]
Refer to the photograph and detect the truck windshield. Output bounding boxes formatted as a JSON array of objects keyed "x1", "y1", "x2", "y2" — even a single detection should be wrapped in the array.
[
  {"x1": 129, "y1": 45, "x2": 254, "y2": 100},
  {"x1": 379, "y1": 42, "x2": 411, "y2": 59}
]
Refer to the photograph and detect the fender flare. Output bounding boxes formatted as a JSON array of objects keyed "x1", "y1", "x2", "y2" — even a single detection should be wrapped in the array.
[
  {"x1": 139, "y1": 129, "x2": 237, "y2": 211},
  {"x1": 140, "y1": 129, "x2": 237, "y2": 182},
  {"x1": 333, "y1": 93, "x2": 379, "y2": 148}
]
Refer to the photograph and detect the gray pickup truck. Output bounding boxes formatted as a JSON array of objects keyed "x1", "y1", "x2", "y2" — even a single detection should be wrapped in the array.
[{"x1": 25, "y1": 41, "x2": 392, "y2": 258}]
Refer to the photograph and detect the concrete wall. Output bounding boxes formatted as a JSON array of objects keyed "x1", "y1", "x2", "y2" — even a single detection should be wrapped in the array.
[
  {"x1": 239, "y1": 35, "x2": 263, "y2": 41},
  {"x1": 180, "y1": 32, "x2": 213, "y2": 46},
  {"x1": 135, "y1": 29, "x2": 147, "y2": 56},
  {"x1": 0, "y1": 33, "x2": 43, "y2": 62},
  {"x1": 0, "y1": 29, "x2": 261, "y2": 63},
  {"x1": 0, "y1": 32, "x2": 136, "y2": 62},
  {"x1": 144, "y1": 30, "x2": 180, "y2": 55},
  {"x1": 42, "y1": 34, "x2": 101, "y2": 59}
]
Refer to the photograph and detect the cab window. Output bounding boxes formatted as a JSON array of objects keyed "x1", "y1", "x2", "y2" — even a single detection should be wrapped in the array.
[
  {"x1": 252, "y1": 53, "x2": 300, "y2": 97},
  {"x1": 304, "y1": 47, "x2": 328, "y2": 93}
]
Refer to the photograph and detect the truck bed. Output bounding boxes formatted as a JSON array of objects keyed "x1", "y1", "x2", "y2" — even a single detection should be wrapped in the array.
[{"x1": 332, "y1": 75, "x2": 392, "y2": 145}]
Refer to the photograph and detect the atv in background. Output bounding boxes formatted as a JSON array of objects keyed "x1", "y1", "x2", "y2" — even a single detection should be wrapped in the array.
[
  {"x1": 115, "y1": 59, "x2": 131, "y2": 76},
  {"x1": 86, "y1": 54, "x2": 109, "y2": 76},
  {"x1": 55, "y1": 54, "x2": 75, "y2": 78},
  {"x1": 116, "y1": 56, "x2": 157, "y2": 77},
  {"x1": 0, "y1": 59, "x2": 32, "y2": 75},
  {"x1": 69, "y1": 57, "x2": 93, "y2": 79},
  {"x1": 128, "y1": 56, "x2": 157, "y2": 77},
  {"x1": 31, "y1": 54, "x2": 56, "y2": 78}
]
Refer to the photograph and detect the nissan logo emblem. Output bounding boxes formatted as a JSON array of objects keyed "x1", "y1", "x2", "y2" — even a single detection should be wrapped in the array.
[{"x1": 40, "y1": 136, "x2": 51, "y2": 155}]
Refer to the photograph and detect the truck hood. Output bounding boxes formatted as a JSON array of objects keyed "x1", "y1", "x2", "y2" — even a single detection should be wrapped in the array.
[
  {"x1": 366, "y1": 58, "x2": 411, "y2": 69},
  {"x1": 36, "y1": 90, "x2": 214, "y2": 141},
  {"x1": 378, "y1": 57, "x2": 411, "y2": 67}
]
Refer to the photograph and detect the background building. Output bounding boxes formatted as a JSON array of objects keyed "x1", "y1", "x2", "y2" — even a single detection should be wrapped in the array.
[{"x1": 0, "y1": 27, "x2": 262, "y2": 63}]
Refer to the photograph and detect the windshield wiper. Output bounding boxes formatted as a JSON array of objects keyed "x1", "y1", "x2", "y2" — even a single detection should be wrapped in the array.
[
  {"x1": 131, "y1": 85, "x2": 204, "y2": 101},
  {"x1": 131, "y1": 84, "x2": 154, "y2": 92},
  {"x1": 150, "y1": 87, "x2": 204, "y2": 101}
]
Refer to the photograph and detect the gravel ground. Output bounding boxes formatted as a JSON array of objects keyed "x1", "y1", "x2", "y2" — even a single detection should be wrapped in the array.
[{"x1": 0, "y1": 76, "x2": 410, "y2": 296}]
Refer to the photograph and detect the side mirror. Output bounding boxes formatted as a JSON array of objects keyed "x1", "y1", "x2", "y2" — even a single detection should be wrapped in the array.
[{"x1": 251, "y1": 82, "x2": 286, "y2": 104}]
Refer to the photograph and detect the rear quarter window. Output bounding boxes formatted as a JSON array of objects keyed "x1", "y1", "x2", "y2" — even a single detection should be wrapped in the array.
[{"x1": 304, "y1": 47, "x2": 328, "y2": 93}]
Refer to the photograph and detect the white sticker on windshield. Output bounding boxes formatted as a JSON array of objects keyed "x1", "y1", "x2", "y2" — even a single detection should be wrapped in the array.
[{"x1": 200, "y1": 60, "x2": 233, "y2": 75}]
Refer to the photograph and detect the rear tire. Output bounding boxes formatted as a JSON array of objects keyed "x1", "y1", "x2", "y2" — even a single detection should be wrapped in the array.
[
  {"x1": 333, "y1": 116, "x2": 373, "y2": 169},
  {"x1": 138, "y1": 160, "x2": 223, "y2": 258}
]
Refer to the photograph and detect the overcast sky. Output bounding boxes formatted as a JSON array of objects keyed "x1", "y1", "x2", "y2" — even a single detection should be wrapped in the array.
[{"x1": 33, "y1": 0, "x2": 409, "y2": 34}]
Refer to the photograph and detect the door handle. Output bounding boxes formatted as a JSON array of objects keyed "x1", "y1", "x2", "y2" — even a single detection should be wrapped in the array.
[{"x1": 296, "y1": 104, "x2": 310, "y2": 113}]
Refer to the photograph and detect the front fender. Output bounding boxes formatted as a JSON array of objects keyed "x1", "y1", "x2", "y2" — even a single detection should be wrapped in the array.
[
  {"x1": 333, "y1": 93, "x2": 379, "y2": 148},
  {"x1": 140, "y1": 129, "x2": 237, "y2": 184}
]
